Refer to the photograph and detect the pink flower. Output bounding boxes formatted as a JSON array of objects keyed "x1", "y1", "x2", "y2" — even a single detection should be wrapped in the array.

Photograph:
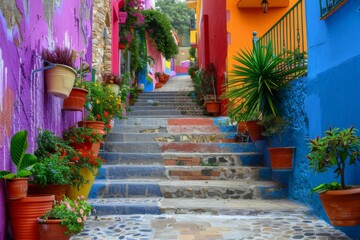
[
  {"x1": 80, "y1": 209, "x2": 84, "y2": 215},
  {"x1": 77, "y1": 217, "x2": 82, "y2": 223},
  {"x1": 83, "y1": 216, "x2": 87, "y2": 221}
]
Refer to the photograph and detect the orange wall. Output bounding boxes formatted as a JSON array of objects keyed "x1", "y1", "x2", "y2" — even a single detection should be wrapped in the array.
[{"x1": 226, "y1": 0, "x2": 299, "y2": 73}]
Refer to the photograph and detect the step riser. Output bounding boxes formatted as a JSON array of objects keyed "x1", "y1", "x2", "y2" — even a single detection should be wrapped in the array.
[
  {"x1": 89, "y1": 183, "x2": 286, "y2": 200},
  {"x1": 97, "y1": 166, "x2": 167, "y2": 180},
  {"x1": 91, "y1": 204, "x2": 161, "y2": 216},
  {"x1": 104, "y1": 142, "x2": 264, "y2": 154},
  {"x1": 133, "y1": 102, "x2": 200, "y2": 107},
  {"x1": 128, "y1": 111, "x2": 204, "y2": 116},
  {"x1": 130, "y1": 106, "x2": 204, "y2": 111},
  {"x1": 111, "y1": 125, "x2": 232, "y2": 134},
  {"x1": 100, "y1": 153, "x2": 264, "y2": 167}
]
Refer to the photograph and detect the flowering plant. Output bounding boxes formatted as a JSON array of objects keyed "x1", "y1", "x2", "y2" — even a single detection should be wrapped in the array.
[
  {"x1": 119, "y1": 0, "x2": 145, "y2": 45},
  {"x1": 63, "y1": 126, "x2": 104, "y2": 144},
  {"x1": 39, "y1": 196, "x2": 92, "y2": 235},
  {"x1": 102, "y1": 73, "x2": 122, "y2": 85}
]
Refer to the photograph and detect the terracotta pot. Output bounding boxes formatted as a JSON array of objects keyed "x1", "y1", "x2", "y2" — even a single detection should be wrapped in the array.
[
  {"x1": 319, "y1": 188, "x2": 360, "y2": 226},
  {"x1": 163, "y1": 74, "x2": 170, "y2": 81},
  {"x1": 219, "y1": 138, "x2": 236, "y2": 143},
  {"x1": 28, "y1": 184, "x2": 69, "y2": 202},
  {"x1": 70, "y1": 142, "x2": 101, "y2": 156},
  {"x1": 119, "y1": 43, "x2": 126, "y2": 50},
  {"x1": 37, "y1": 218, "x2": 72, "y2": 240},
  {"x1": 237, "y1": 122, "x2": 247, "y2": 133},
  {"x1": 62, "y1": 87, "x2": 88, "y2": 111},
  {"x1": 44, "y1": 64, "x2": 76, "y2": 98},
  {"x1": 155, "y1": 83, "x2": 163, "y2": 88},
  {"x1": 158, "y1": 75, "x2": 166, "y2": 83},
  {"x1": 6, "y1": 178, "x2": 28, "y2": 199},
  {"x1": 78, "y1": 120, "x2": 105, "y2": 135},
  {"x1": 66, "y1": 167, "x2": 98, "y2": 200},
  {"x1": 246, "y1": 120, "x2": 262, "y2": 141},
  {"x1": 268, "y1": 147, "x2": 294, "y2": 170},
  {"x1": 205, "y1": 101, "x2": 220, "y2": 116},
  {"x1": 7, "y1": 194, "x2": 55, "y2": 240}
]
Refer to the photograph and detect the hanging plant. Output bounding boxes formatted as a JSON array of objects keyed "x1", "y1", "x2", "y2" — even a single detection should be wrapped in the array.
[{"x1": 142, "y1": 9, "x2": 178, "y2": 60}]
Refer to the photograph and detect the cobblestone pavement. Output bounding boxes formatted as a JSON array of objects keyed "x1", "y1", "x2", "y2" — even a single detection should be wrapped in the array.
[
  {"x1": 154, "y1": 75, "x2": 194, "y2": 92},
  {"x1": 71, "y1": 213, "x2": 352, "y2": 240}
]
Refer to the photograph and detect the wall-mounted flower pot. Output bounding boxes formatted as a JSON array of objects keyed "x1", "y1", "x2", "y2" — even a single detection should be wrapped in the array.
[
  {"x1": 62, "y1": 87, "x2": 88, "y2": 111},
  {"x1": 119, "y1": 11, "x2": 128, "y2": 24},
  {"x1": 44, "y1": 64, "x2": 77, "y2": 98},
  {"x1": 5, "y1": 178, "x2": 28, "y2": 199},
  {"x1": 245, "y1": 120, "x2": 262, "y2": 141},
  {"x1": 37, "y1": 218, "x2": 71, "y2": 240},
  {"x1": 28, "y1": 184, "x2": 68, "y2": 202},
  {"x1": 205, "y1": 101, "x2": 220, "y2": 116},
  {"x1": 268, "y1": 147, "x2": 294, "y2": 170},
  {"x1": 119, "y1": 43, "x2": 126, "y2": 50},
  {"x1": 108, "y1": 83, "x2": 120, "y2": 95},
  {"x1": 78, "y1": 120, "x2": 105, "y2": 135},
  {"x1": 319, "y1": 188, "x2": 360, "y2": 226},
  {"x1": 237, "y1": 122, "x2": 247, "y2": 133},
  {"x1": 66, "y1": 167, "x2": 98, "y2": 200},
  {"x1": 155, "y1": 83, "x2": 163, "y2": 88},
  {"x1": 7, "y1": 194, "x2": 55, "y2": 240}
]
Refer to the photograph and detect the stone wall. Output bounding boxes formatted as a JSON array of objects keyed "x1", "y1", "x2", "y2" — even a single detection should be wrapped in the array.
[
  {"x1": 0, "y1": 0, "x2": 92, "y2": 238},
  {"x1": 92, "y1": 0, "x2": 112, "y2": 80}
]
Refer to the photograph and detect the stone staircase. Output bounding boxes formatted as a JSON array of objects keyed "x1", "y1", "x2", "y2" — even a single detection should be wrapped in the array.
[{"x1": 88, "y1": 91, "x2": 307, "y2": 217}]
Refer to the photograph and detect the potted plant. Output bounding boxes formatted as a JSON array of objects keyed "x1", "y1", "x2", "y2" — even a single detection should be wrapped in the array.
[
  {"x1": 63, "y1": 62, "x2": 90, "y2": 111},
  {"x1": 101, "y1": 73, "x2": 122, "y2": 95},
  {"x1": 221, "y1": 42, "x2": 307, "y2": 141},
  {"x1": 119, "y1": 11, "x2": 128, "y2": 24},
  {"x1": 37, "y1": 196, "x2": 92, "y2": 239},
  {"x1": 200, "y1": 64, "x2": 220, "y2": 116},
  {"x1": 258, "y1": 115, "x2": 294, "y2": 169},
  {"x1": 0, "y1": 130, "x2": 37, "y2": 199},
  {"x1": 42, "y1": 46, "x2": 77, "y2": 98},
  {"x1": 307, "y1": 127, "x2": 360, "y2": 226}
]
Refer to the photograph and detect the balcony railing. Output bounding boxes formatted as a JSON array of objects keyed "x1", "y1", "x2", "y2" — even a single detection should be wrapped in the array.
[{"x1": 258, "y1": 0, "x2": 307, "y2": 71}]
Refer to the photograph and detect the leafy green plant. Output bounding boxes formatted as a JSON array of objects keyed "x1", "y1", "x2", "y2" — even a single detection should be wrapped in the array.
[
  {"x1": 222, "y1": 42, "x2": 307, "y2": 122},
  {"x1": 0, "y1": 130, "x2": 37, "y2": 179},
  {"x1": 307, "y1": 127, "x2": 360, "y2": 192},
  {"x1": 258, "y1": 114, "x2": 288, "y2": 140},
  {"x1": 143, "y1": 9, "x2": 179, "y2": 59},
  {"x1": 39, "y1": 196, "x2": 92, "y2": 235},
  {"x1": 31, "y1": 154, "x2": 72, "y2": 186}
]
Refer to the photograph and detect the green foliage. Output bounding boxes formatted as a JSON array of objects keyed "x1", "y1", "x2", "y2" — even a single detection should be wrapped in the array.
[
  {"x1": 189, "y1": 47, "x2": 196, "y2": 60},
  {"x1": 258, "y1": 115, "x2": 288, "y2": 139},
  {"x1": 155, "y1": 0, "x2": 195, "y2": 46},
  {"x1": 0, "y1": 130, "x2": 37, "y2": 179},
  {"x1": 307, "y1": 127, "x2": 360, "y2": 191},
  {"x1": 222, "y1": 42, "x2": 307, "y2": 122},
  {"x1": 63, "y1": 126, "x2": 104, "y2": 144},
  {"x1": 127, "y1": 30, "x2": 148, "y2": 74},
  {"x1": 40, "y1": 196, "x2": 92, "y2": 235},
  {"x1": 31, "y1": 154, "x2": 72, "y2": 186},
  {"x1": 143, "y1": 9, "x2": 179, "y2": 59}
]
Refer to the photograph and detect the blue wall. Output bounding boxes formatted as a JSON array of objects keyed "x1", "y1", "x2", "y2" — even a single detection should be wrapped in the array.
[{"x1": 283, "y1": 0, "x2": 360, "y2": 238}]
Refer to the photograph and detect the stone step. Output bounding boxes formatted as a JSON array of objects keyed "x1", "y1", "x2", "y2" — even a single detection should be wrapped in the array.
[
  {"x1": 99, "y1": 152, "x2": 264, "y2": 166},
  {"x1": 106, "y1": 132, "x2": 237, "y2": 143},
  {"x1": 89, "y1": 179, "x2": 287, "y2": 200},
  {"x1": 133, "y1": 102, "x2": 200, "y2": 107},
  {"x1": 104, "y1": 142, "x2": 264, "y2": 154},
  {"x1": 127, "y1": 110, "x2": 205, "y2": 116},
  {"x1": 111, "y1": 124, "x2": 229, "y2": 134},
  {"x1": 129, "y1": 106, "x2": 205, "y2": 111},
  {"x1": 137, "y1": 96, "x2": 194, "y2": 100},
  {"x1": 135, "y1": 99, "x2": 195, "y2": 103},
  {"x1": 96, "y1": 165, "x2": 272, "y2": 181},
  {"x1": 88, "y1": 198, "x2": 308, "y2": 216}
]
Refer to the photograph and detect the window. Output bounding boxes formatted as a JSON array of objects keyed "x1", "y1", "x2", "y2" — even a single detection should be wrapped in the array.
[{"x1": 320, "y1": 0, "x2": 348, "y2": 20}]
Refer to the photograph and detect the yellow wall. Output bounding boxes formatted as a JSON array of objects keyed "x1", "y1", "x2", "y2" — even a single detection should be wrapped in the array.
[{"x1": 226, "y1": 0, "x2": 300, "y2": 73}]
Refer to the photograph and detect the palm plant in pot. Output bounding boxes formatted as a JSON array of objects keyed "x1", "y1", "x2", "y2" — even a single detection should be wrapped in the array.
[
  {"x1": 42, "y1": 46, "x2": 77, "y2": 98},
  {"x1": 307, "y1": 127, "x2": 360, "y2": 226},
  {"x1": 221, "y1": 42, "x2": 307, "y2": 142},
  {"x1": 0, "y1": 130, "x2": 37, "y2": 199},
  {"x1": 37, "y1": 196, "x2": 92, "y2": 239}
]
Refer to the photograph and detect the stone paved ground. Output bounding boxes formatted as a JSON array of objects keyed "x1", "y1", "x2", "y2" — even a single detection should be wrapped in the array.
[
  {"x1": 70, "y1": 75, "x2": 355, "y2": 240},
  {"x1": 71, "y1": 213, "x2": 351, "y2": 240}
]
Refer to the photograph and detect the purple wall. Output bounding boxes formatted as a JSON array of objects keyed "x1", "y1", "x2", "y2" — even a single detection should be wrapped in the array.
[{"x1": 0, "y1": 0, "x2": 92, "y2": 238}]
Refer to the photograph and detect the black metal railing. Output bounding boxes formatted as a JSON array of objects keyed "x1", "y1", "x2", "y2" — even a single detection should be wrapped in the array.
[{"x1": 258, "y1": 0, "x2": 307, "y2": 70}]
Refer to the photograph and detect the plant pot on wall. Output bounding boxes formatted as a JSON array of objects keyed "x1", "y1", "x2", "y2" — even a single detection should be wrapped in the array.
[
  {"x1": 63, "y1": 87, "x2": 88, "y2": 111},
  {"x1": 7, "y1": 194, "x2": 55, "y2": 240},
  {"x1": 44, "y1": 64, "x2": 77, "y2": 98},
  {"x1": 205, "y1": 101, "x2": 220, "y2": 116},
  {"x1": 5, "y1": 178, "x2": 29, "y2": 199},
  {"x1": 319, "y1": 188, "x2": 360, "y2": 226},
  {"x1": 268, "y1": 147, "x2": 294, "y2": 170},
  {"x1": 246, "y1": 120, "x2": 262, "y2": 141},
  {"x1": 119, "y1": 11, "x2": 128, "y2": 24}
]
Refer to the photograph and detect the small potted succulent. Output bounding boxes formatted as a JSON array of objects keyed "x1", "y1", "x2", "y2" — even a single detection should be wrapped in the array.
[
  {"x1": 307, "y1": 127, "x2": 360, "y2": 226},
  {"x1": 42, "y1": 46, "x2": 77, "y2": 98},
  {"x1": 37, "y1": 196, "x2": 92, "y2": 239},
  {"x1": 0, "y1": 130, "x2": 37, "y2": 199}
]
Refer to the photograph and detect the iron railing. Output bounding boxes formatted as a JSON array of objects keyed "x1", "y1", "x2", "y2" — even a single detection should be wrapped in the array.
[{"x1": 258, "y1": 0, "x2": 307, "y2": 70}]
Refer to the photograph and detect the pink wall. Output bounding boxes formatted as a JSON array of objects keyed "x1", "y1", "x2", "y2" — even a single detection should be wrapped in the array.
[
  {"x1": 147, "y1": 38, "x2": 164, "y2": 86},
  {"x1": 0, "y1": 1, "x2": 92, "y2": 238},
  {"x1": 199, "y1": 0, "x2": 227, "y2": 115}
]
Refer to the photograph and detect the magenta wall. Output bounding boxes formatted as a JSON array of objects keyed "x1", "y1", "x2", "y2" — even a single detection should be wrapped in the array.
[
  {"x1": 199, "y1": 0, "x2": 227, "y2": 115},
  {"x1": 0, "y1": 1, "x2": 92, "y2": 238}
]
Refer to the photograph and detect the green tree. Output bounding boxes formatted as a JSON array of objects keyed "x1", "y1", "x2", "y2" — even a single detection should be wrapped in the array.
[{"x1": 155, "y1": 0, "x2": 195, "y2": 46}]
